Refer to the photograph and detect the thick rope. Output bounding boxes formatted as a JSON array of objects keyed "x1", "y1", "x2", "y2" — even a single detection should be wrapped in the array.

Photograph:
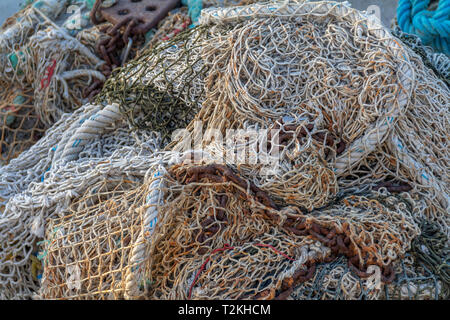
[
  {"x1": 60, "y1": 103, "x2": 123, "y2": 163},
  {"x1": 125, "y1": 166, "x2": 167, "y2": 299},
  {"x1": 397, "y1": 0, "x2": 450, "y2": 55}
]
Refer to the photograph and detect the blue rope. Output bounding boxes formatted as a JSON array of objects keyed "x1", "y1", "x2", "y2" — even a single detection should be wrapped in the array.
[
  {"x1": 397, "y1": 0, "x2": 450, "y2": 55},
  {"x1": 182, "y1": 0, "x2": 203, "y2": 26}
]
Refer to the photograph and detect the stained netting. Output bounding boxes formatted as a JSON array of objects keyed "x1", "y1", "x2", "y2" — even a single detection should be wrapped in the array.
[
  {"x1": 1, "y1": 0, "x2": 448, "y2": 300},
  {"x1": 333, "y1": 42, "x2": 449, "y2": 238},
  {"x1": 0, "y1": 154, "x2": 158, "y2": 299},
  {"x1": 145, "y1": 162, "x2": 330, "y2": 300},
  {"x1": 135, "y1": 163, "x2": 424, "y2": 300},
  {"x1": 10, "y1": 23, "x2": 105, "y2": 126},
  {"x1": 141, "y1": 1, "x2": 262, "y2": 52},
  {"x1": 0, "y1": 89, "x2": 46, "y2": 165},
  {"x1": 290, "y1": 254, "x2": 447, "y2": 300},
  {"x1": 149, "y1": 1, "x2": 447, "y2": 300},
  {"x1": 0, "y1": 2, "x2": 106, "y2": 164},
  {"x1": 410, "y1": 220, "x2": 450, "y2": 290},
  {"x1": 383, "y1": 255, "x2": 448, "y2": 300},
  {"x1": 192, "y1": 0, "x2": 446, "y2": 232},
  {"x1": 0, "y1": 101, "x2": 162, "y2": 299},
  {"x1": 99, "y1": 0, "x2": 417, "y2": 211},
  {"x1": 37, "y1": 181, "x2": 150, "y2": 300}
]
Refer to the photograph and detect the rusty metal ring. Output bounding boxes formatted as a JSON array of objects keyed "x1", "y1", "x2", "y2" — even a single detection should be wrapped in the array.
[
  {"x1": 90, "y1": 0, "x2": 106, "y2": 25},
  {"x1": 123, "y1": 19, "x2": 137, "y2": 45},
  {"x1": 108, "y1": 16, "x2": 133, "y2": 36},
  {"x1": 99, "y1": 44, "x2": 112, "y2": 66}
]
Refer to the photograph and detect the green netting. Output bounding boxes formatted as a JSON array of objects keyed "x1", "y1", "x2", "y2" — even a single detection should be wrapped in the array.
[
  {"x1": 410, "y1": 220, "x2": 450, "y2": 289},
  {"x1": 97, "y1": 26, "x2": 210, "y2": 144},
  {"x1": 291, "y1": 254, "x2": 447, "y2": 300}
]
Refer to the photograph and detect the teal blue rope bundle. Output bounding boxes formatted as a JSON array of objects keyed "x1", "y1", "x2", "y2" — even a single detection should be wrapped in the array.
[
  {"x1": 182, "y1": 0, "x2": 203, "y2": 26},
  {"x1": 397, "y1": 0, "x2": 450, "y2": 55}
]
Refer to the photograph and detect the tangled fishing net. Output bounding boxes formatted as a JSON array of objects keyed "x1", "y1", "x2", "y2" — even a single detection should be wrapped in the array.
[
  {"x1": 106, "y1": 0, "x2": 417, "y2": 210},
  {"x1": 1, "y1": 2, "x2": 105, "y2": 122},
  {"x1": 0, "y1": 1, "x2": 106, "y2": 164},
  {"x1": 143, "y1": 163, "x2": 425, "y2": 300},
  {"x1": 291, "y1": 253, "x2": 446, "y2": 300},
  {"x1": 18, "y1": 25, "x2": 105, "y2": 125},
  {"x1": 0, "y1": 0, "x2": 448, "y2": 300},
  {"x1": 98, "y1": 25, "x2": 208, "y2": 143},
  {"x1": 0, "y1": 89, "x2": 46, "y2": 165},
  {"x1": 37, "y1": 181, "x2": 151, "y2": 299},
  {"x1": 0, "y1": 101, "x2": 161, "y2": 299},
  {"x1": 37, "y1": 160, "x2": 431, "y2": 300},
  {"x1": 391, "y1": 25, "x2": 450, "y2": 86}
]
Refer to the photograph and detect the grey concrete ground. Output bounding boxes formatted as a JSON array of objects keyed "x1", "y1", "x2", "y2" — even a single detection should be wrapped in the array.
[
  {"x1": 336, "y1": 0, "x2": 399, "y2": 27},
  {"x1": 0, "y1": 0, "x2": 399, "y2": 29},
  {"x1": 0, "y1": 0, "x2": 23, "y2": 27}
]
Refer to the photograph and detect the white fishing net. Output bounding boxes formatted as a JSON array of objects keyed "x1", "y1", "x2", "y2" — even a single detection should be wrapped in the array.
[
  {"x1": 0, "y1": 102, "x2": 161, "y2": 299},
  {"x1": 0, "y1": 2, "x2": 106, "y2": 165},
  {"x1": 0, "y1": 0, "x2": 448, "y2": 300}
]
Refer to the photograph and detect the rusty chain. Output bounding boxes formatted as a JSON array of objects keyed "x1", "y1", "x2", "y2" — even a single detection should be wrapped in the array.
[
  {"x1": 84, "y1": 0, "x2": 149, "y2": 100},
  {"x1": 168, "y1": 163, "x2": 396, "y2": 300}
]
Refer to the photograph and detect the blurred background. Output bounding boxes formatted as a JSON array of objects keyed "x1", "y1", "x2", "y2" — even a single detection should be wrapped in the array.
[
  {"x1": 0, "y1": 0, "x2": 23, "y2": 26},
  {"x1": 0, "y1": 0, "x2": 399, "y2": 28}
]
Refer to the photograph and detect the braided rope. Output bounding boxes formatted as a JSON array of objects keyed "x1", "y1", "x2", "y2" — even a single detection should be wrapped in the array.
[
  {"x1": 125, "y1": 166, "x2": 167, "y2": 299},
  {"x1": 60, "y1": 103, "x2": 123, "y2": 163},
  {"x1": 397, "y1": 0, "x2": 450, "y2": 55}
]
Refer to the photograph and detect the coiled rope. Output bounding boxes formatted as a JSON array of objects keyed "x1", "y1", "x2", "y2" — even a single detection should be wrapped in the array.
[{"x1": 397, "y1": 0, "x2": 450, "y2": 55}]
